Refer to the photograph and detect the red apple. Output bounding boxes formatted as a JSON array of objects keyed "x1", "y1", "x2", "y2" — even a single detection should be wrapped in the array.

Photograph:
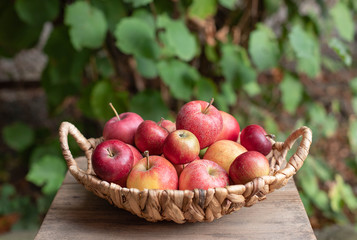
[
  {"x1": 174, "y1": 156, "x2": 200, "y2": 176},
  {"x1": 215, "y1": 111, "x2": 240, "y2": 142},
  {"x1": 176, "y1": 99, "x2": 223, "y2": 149},
  {"x1": 240, "y1": 124, "x2": 272, "y2": 156},
  {"x1": 103, "y1": 104, "x2": 143, "y2": 145},
  {"x1": 179, "y1": 159, "x2": 229, "y2": 190},
  {"x1": 126, "y1": 144, "x2": 142, "y2": 166},
  {"x1": 163, "y1": 130, "x2": 200, "y2": 165},
  {"x1": 229, "y1": 151, "x2": 270, "y2": 185},
  {"x1": 158, "y1": 118, "x2": 176, "y2": 133},
  {"x1": 126, "y1": 153, "x2": 178, "y2": 190},
  {"x1": 134, "y1": 120, "x2": 169, "y2": 155},
  {"x1": 91, "y1": 140, "x2": 133, "y2": 185},
  {"x1": 203, "y1": 140, "x2": 247, "y2": 173}
]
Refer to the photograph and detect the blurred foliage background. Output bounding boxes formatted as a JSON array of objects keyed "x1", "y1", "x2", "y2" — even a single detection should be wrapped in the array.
[{"x1": 1, "y1": 0, "x2": 357, "y2": 238}]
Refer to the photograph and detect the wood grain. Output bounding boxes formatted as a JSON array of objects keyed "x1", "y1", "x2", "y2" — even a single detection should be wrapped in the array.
[{"x1": 35, "y1": 157, "x2": 316, "y2": 240}]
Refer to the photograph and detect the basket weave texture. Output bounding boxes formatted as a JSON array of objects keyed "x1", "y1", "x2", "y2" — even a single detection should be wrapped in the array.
[{"x1": 59, "y1": 121, "x2": 312, "y2": 223}]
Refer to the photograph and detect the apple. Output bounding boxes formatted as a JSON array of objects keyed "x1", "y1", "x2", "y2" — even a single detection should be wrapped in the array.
[
  {"x1": 199, "y1": 147, "x2": 208, "y2": 159},
  {"x1": 158, "y1": 118, "x2": 176, "y2": 133},
  {"x1": 103, "y1": 103, "x2": 143, "y2": 145},
  {"x1": 203, "y1": 140, "x2": 247, "y2": 173},
  {"x1": 134, "y1": 120, "x2": 169, "y2": 155},
  {"x1": 163, "y1": 130, "x2": 200, "y2": 165},
  {"x1": 126, "y1": 144, "x2": 142, "y2": 166},
  {"x1": 240, "y1": 124, "x2": 272, "y2": 155},
  {"x1": 176, "y1": 99, "x2": 223, "y2": 149},
  {"x1": 215, "y1": 111, "x2": 240, "y2": 142},
  {"x1": 179, "y1": 159, "x2": 229, "y2": 190},
  {"x1": 229, "y1": 151, "x2": 270, "y2": 185},
  {"x1": 174, "y1": 163, "x2": 188, "y2": 177},
  {"x1": 126, "y1": 152, "x2": 178, "y2": 190},
  {"x1": 91, "y1": 139, "x2": 133, "y2": 185}
]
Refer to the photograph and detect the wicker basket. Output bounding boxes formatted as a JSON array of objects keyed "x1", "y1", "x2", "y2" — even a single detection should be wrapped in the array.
[{"x1": 59, "y1": 121, "x2": 312, "y2": 223}]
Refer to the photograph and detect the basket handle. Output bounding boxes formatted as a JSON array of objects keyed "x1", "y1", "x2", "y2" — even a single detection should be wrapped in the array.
[
  {"x1": 273, "y1": 126, "x2": 312, "y2": 178},
  {"x1": 59, "y1": 121, "x2": 94, "y2": 174}
]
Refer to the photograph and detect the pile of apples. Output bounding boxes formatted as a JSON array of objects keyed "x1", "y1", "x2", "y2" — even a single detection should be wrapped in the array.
[{"x1": 92, "y1": 99, "x2": 273, "y2": 191}]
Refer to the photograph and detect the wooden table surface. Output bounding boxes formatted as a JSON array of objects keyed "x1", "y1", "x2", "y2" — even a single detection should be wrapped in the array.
[{"x1": 35, "y1": 157, "x2": 316, "y2": 240}]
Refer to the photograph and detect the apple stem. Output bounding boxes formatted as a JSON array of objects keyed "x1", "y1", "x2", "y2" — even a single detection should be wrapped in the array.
[
  {"x1": 265, "y1": 134, "x2": 276, "y2": 140},
  {"x1": 106, "y1": 148, "x2": 114, "y2": 157},
  {"x1": 158, "y1": 117, "x2": 164, "y2": 127},
  {"x1": 109, "y1": 102, "x2": 121, "y2": 120},
  {"x1": 203, "y1": 98, "x2": 214, "y2": 114},
  {"x1": 144, "y1": 150, "x2": 150, "y2": 170}
]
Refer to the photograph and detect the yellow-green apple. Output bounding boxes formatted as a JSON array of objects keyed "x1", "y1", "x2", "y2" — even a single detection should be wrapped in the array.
[
  {"x1": 126, "y1": 144, "x2": 142, "y2": 166},
  {"x1": 215, "y1": 111, "x2": 240, "y2": 142},
  {"x1": 176, "y1": 99, "x2": 223, "y2": 149},
  {"x1": 103, "y1": 104, "x2": 143, "y2": 145},
  {"x1": 91, "y1": 140, "x2": 133, "y2": 185},
  {"x1": 126, "y1": 153, "x2": 178, "y2": 190},
  {"x1": 203, "y1": 140, "x2": 247, "y2": 173},
  {"x1": 179, "y1": 159, "x2": 229, "y2": 190},
  {"x1": 158, "y1": 118, "x2": 176, "y2": 133},
  {"x1": 229, "y1": 151, "x2": 270, "y2": 185},
  {"x1": 163, "y1": 130, "x2": 200, "y2": 165},
  {"x1": 240, "y1": 124, "x2": 272, "y2": 156},
  {"x1": 134, "y1": 120, "x2": 169, "y2": 155}
]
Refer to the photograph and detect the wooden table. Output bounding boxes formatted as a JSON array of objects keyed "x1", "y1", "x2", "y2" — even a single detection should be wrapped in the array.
[{"x1": 35, "y1": 157, "x2": 316, "y2": 240}]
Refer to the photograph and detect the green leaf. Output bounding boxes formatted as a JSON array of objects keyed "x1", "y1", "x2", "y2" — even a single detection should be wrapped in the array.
[
  {"x1": 328, "y1": 38, "x2": 352, "y2": 66},
  {"x1": 311, "y1": 157, "x2": 334, "y2": 182},
  {"x1": 219, "y1": 0, "x2": 239, "y2": 10},
  {"x1": 299, "y1": 192, "x2": 314, "y2": 216},
  {"x1": 297, "y1": 160, "x2": 319, "y2": 198},
  {"x1": 330, "y1": 2, "x2": 354, "y2": 42},
  {"x1": 348, "y1": 117, "x2": 357, "y2": 154},
  {"x1": 189, "y1": 0, "x2": 217, "y2": 19},
  {"x1": 123, "y1": 0, "x2": 153, "y2": 7},
  {"x1": 280, "y1": 73, "x2": 303, "y2": 114},
  {"x1": 205, "y1": 44, "x2": 219, "y2": 62},
  {"x1": 65, "y1": 1, "x2": 108, "y2": 50},
  {"x1": 289, "y1": 25, "x2": 316, "y2": 59},
  {"x1": 42, "y1": 26, "x2": 90, "y2": 108},
  {"x1": 0, "y1": 2, "x2": 42, "y2": 56},
  {"x1": 26, "y1": 155, "x2": 66, "y2": 195},
  {"x1": 92, "y1": 0, "x2": 126, "y2": 33},
  {"x1": 195, "y1": 77, "x2": 217, "y2": 102},
  {"x1": 2, "y1": 122, "x2": 35, "y2": 151},
  {"x1": 115, "y1": 17, "x2": 159, "y2": 59},
  {"x1": 1, "y1": 184, "x2": 16, "y2": 199},
  {"x1": 313, "y1": 190, "x2": 330, "y2": 211},
  {"x1": 159, "y1": 17, "x2": 197, "y2": 61},
  {"x1": 264, "y1": 115, "x2": 279, "y2": 134},
  {"x1": 289, "y1": 25, "x2": 320, "y2": 77},
  {"x1": 129, "y1": 90, "x2": 169, "y2": 121},
  {"x1": 90, "y1": 80, "x2": 129, "y2": 120},
  {"x1": 350, "y1": 77, "x2": 357, "y2": 95},
  {"x1": 96, "y1": 55, "x2": 115, "y2": 78},
  {"x1": 243, "y1": 81, "x2": 261, "y2": 97},
  {"x1": 30, "y1": 140, "x2": 61, "y2": 165},
  {"x1": 308, "y1": 103, "x2": 337, "y2": 138},
  {"x1": 215, "y1": 95, "x2": 229, "y2": 113},
  {"x1": 220, "y1": 44, "x2": 257, "y2": 93},
  {"x1": 249, "y1": 24, "x2": 280, "y2": 70},
  {"x1": 221, "y1": 82, "x2": 237, "y2": 105},
  {"x1": 157, "y1": 60, "x2": 200, "y2": 101},
  {"x1": 132, "y1": 9, "x2": 155, "y2": 30},
  {"x1": 15, "y1": 0, "x2": 59, "y2": 26},
  {"x1": 135, "y1": 56, "x2": 158, "y2": 78}
]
